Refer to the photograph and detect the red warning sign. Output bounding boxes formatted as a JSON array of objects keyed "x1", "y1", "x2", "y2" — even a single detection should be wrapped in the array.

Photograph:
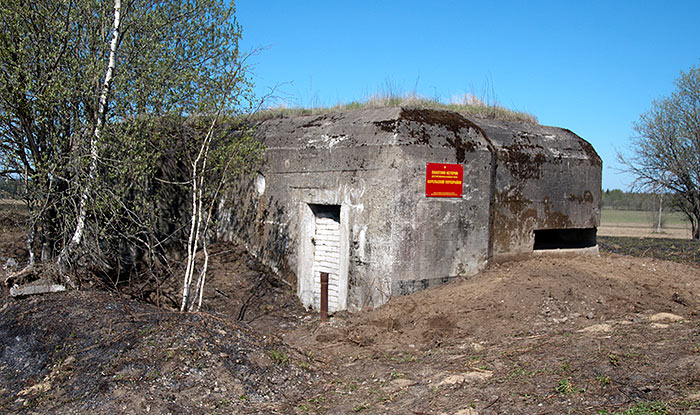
[{"x1": 425, "y1": 163, "x2": 463, "y2": 198}]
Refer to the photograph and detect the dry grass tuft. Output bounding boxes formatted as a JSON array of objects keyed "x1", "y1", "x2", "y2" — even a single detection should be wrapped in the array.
[{"x1": 250, "y1": 92, "x2": 538, "y2": 124}]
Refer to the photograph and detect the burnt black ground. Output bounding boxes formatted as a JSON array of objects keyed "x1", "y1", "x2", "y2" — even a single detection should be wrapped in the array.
[{"x1": 0, "y1": 290, "x2": 316, "y2": 414}]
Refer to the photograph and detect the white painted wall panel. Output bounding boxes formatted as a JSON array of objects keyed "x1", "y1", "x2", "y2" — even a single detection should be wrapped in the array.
[{"x1": 312, "y1": 216, "x2": 341, "y2": 311}]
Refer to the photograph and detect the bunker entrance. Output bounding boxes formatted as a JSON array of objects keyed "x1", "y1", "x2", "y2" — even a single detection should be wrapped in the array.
[
  {"x1": 309, "y1": 204, "x2": 343, "y2": 312},
  {"x1": 533, "y1": 228, "x2": 597, "y2": 250}
]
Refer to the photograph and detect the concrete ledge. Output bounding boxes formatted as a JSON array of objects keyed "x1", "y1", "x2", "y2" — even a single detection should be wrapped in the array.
[
  {"x1": 532, "y1": 245, "x2": 600, "y2": 257},
  {"x1": 10, "y1": 283, "x2": 66, "y2": 297}
]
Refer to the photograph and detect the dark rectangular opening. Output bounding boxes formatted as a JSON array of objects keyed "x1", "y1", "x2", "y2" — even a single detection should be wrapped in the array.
[
  {"x1": 309, "y1": 204, "x2": 340, "y2": 221},
  {"x1": 533, "y1": 228, "x2": 597, "y2": 250}
]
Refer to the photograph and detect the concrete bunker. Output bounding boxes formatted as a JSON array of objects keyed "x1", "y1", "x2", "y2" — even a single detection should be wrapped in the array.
[{"x1": 219, "y1": 107, "x2": 602, "y2": 311}]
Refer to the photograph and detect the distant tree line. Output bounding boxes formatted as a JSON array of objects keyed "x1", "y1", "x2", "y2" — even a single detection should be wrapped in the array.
[
  {"x1": 602, "y1": 189, "x2": 682, "y2": 213},
  {"x1": 603, "y1": 189, "x2": 658, "y2": 211},
  {"x1": 0, "y1": 177, "x2": 23, "y2": 198}
]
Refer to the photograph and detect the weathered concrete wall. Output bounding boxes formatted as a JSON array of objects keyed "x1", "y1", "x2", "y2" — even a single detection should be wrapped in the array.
[
  {"x1": 474, "y1": 119, "x2": 602, "y2": 259},
  {"x1": 219, "y1": 107, "x2": 602, "y2": 311},
  {"x1": 382, "y1": 110, "x2": 493, "y2": 296}
]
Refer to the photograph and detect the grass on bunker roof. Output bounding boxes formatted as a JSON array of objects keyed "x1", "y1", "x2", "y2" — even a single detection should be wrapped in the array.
[{"x1": 250, "y1": 91, "x2": 538, "y2": 125}]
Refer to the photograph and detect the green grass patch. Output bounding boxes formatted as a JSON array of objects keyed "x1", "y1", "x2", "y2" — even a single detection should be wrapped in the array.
[
  {"x1": 599, "y1": 401, "x2": 670, "y2": 415},
  {"x1": 269, "y1": 350, "x2": 290, "y2": 365},
  {"x1": 595, "y1": 374, "x2": 611, "y2": 385},
  {"x1": 554, "y1": 378, "x2": 583, "y2": 395}
]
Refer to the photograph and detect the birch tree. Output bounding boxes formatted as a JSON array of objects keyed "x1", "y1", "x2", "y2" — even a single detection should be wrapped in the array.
[
  {"x1": 179, "y1": 114, "x2": 262, "y2": 312},
  {"x1": 0, "y1": 0, "x2": 256, "y2": 287},
  {"x1": 55, "y1": 0, "x2": 122, "y2": 287}
]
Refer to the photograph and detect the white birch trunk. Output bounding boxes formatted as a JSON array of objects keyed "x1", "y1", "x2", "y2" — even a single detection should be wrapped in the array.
[
  {"x1": 27, "y1": 220, "x2": 35, "y2": 267},
  {"x1": 180, "y1": 116, "x2": 217, "y2": 311},
  {"x1": 180, "y1": 159, "x2": 200, "y2": 311},
  {"x1": 195, "y1": 239, "x2": 209, "y2": 312},
  {"x1": 190, "y1": 131, "x2": 245, "y2": 311},
  {"x1": 57, "y1": 0, "x2": 122, "y2": 287}
]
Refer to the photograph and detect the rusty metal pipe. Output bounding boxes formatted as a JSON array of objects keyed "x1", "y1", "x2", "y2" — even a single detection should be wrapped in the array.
[{"x1": 320, "y1": 272, "x2": 329, "y2": 322}]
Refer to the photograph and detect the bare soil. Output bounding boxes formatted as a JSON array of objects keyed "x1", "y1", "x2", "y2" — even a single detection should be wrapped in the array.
[
  {"x1": 286, "y1": 254, "x2": 700, "y2": 414},
  {"x1": 2, "y1": 224, "x2": 700, "y2": 414}
]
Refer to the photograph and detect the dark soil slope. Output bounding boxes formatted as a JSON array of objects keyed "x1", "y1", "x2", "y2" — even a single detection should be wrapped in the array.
[{"x1": 0, "y1": 291, "x2": 315, "y2": 414}]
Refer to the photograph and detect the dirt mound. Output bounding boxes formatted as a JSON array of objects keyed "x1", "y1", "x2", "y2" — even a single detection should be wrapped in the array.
[
  {"x1": 0, "y1": 291, "x2": 315, "y2": 414},
  {"x1": 288, "y1": 253, "x2": 700, "y2": 414},
  {"x1": 313, "y1": 254, "x2": 699, "y2": 352},
  {"x1": 83, "y1": 240, "x2": 307, "y2": 337},
  {"x1": 194, "y1": 242, "x2": 307, "y2": 334}
]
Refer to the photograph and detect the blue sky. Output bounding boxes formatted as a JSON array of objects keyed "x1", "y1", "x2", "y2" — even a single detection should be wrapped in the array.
[{"x1": 237, "y1": 1, "x2": 700, "y2": 190}]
